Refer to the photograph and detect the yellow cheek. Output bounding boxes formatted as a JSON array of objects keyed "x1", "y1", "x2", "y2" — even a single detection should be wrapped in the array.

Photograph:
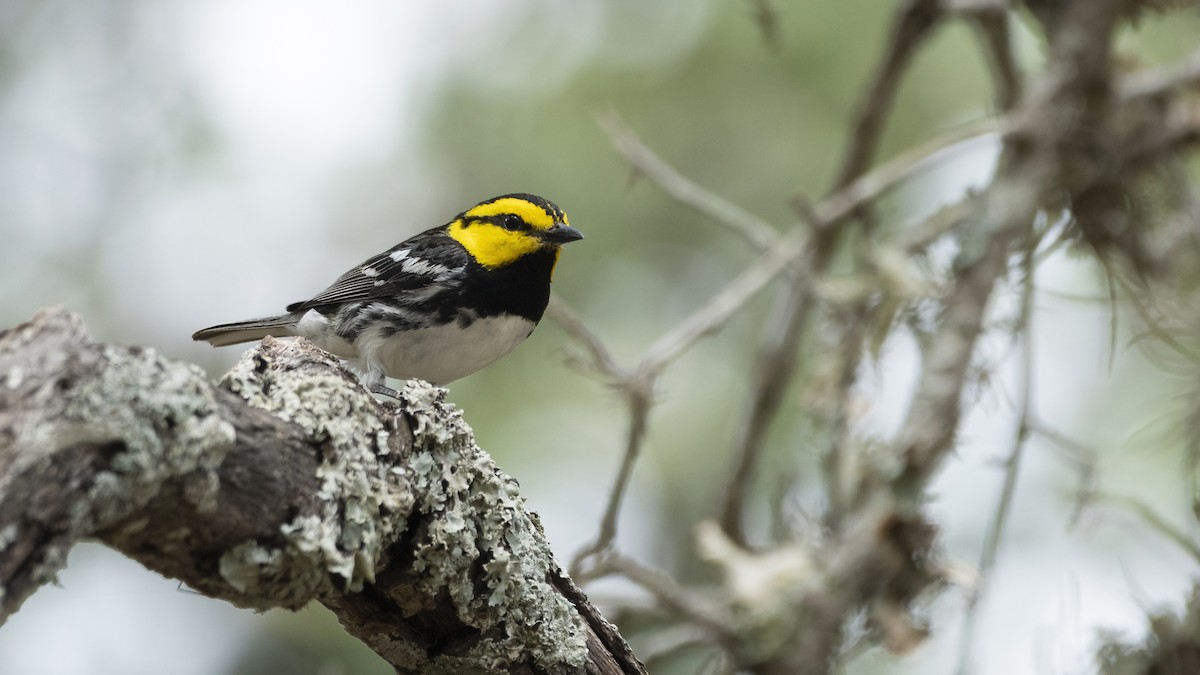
[{"x1": 449, "y1": 222, "x2": 542, "y2": 269}]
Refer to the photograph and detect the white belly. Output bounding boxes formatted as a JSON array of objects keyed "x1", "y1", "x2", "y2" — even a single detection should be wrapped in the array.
[{"x1": 356, "y1": 314, "x2": 536, "y2": 385}]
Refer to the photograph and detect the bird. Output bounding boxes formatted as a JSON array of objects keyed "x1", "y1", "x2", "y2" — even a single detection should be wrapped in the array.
[{"x1": 193, "y1": 193, "x2": 583, "y2": 398}]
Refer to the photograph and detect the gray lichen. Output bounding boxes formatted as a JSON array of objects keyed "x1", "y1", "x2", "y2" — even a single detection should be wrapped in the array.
[
  {"x1": 218, "y1": 345, "x2": 414, "y2": 608},
  {"x1": 76, "y1": 346, "x2": 236, "y2": 521},
  {"x1": 399, "y1": 380, "x2": 589, "y2": 672},
  {"x1": 9, "y1": 344, "x2": 238, "y2": 594},
  {"x1": 217, "y1": 345, "x2": 588, "y2": 670}
]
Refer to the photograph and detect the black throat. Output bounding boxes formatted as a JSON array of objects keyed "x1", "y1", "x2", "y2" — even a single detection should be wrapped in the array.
[{"x1": 461, "y1": 248, "x2": 558, "y2": 322}]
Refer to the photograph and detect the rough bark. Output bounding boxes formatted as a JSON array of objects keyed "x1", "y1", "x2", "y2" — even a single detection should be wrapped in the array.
[{"x1": 0, "y1": 307, "x2": 645, "y2": 675}]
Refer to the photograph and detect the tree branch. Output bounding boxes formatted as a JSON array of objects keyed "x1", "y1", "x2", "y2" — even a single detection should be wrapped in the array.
[
  {"x1": 830, "y1": 0, "x2": 944, "y2": 191},
  {"x1": 0, "y1": 307, "x2": 645, "y2": 675}
]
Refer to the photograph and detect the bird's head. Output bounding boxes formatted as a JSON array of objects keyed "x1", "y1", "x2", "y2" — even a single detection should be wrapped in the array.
[{"x1": 448, "y1": 194, "x2": 583, "y2": 270}]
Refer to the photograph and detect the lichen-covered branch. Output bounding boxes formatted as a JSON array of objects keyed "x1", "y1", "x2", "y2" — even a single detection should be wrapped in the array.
[{"x1": 0, "y1": 307, "x2": 645, "y2": 675}]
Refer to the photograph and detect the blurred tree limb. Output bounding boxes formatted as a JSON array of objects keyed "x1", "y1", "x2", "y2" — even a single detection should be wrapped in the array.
[
  {"x1": 555, "y1": 0, "x2": 1200, "y2": 673},
  {"x1": 0, "y1": 307, "x2": 646, "y2": 675}
]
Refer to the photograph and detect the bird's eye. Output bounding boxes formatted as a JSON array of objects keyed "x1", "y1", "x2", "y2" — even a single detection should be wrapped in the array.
[{"x1": 501, "y1": 214, "x2": 524, "y2": 231}]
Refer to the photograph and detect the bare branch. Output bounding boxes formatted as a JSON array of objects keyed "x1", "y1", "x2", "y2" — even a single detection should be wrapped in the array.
[
  {"x1": 1118, "y1": 45, "x2": 1200, "y2": 101},
  {"x1": 572, "y1": 378, "x2": 654, "y2": 573},
  {"x1": 829, "y1": 0, "x2": 944, "y2": 190},
  {"x1": 954, "y1": 243, "x2": 1036, "y2": 675},
  {"x1": 1094, "y1": 493, "x2": 1200, "y2": 565},
  {"x1": 587, "y1": 551, "x2": 733, "y2": 640},
  {"x1": 547, "y1": 294, "x2": 628, "y2": 381},
  {"x1": 637, "y1": 230, "x2": 810, "y2": 377},
  {"x1": 966, "y1": 4, "x2": 1022, "y2": 110},
  {"x1": 595, "y1": 110, "x2": 779, "y2": 252},
  {"x1": 718, "y1": 280, "x2": 813, "y2": 544},
  {"x1": 815, "y1": 118, "x2": 1002, "y2": 226},
  {"x1": 819, "y1": 301, "x2": 873, "y2": 530}
]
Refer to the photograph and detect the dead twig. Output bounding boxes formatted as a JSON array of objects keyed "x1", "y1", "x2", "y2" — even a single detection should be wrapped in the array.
[
  {"x1": 1118, "y1": 45, "x2": 1200, "y2": 101},
  {"x1": 964, "y1": 3, "x2": 1021, "y2": 111},
  {"x1": 954, "y1": 239, "x2": 1036, "y2": 675},
  {"x1": 1094, "y1": 493, "x2": 1200, "y2": 565},
  {"x1": 596, "y1": 110, "x2": 778, "y2": 252},
  {"x1": 829, "y1": 0, "x2": 945, "y2": 190}
]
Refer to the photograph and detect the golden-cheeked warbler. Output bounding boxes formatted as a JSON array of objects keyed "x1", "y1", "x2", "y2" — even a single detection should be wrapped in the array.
[{"x1": 193, "y1": 193, "x2": 582, "y2": 397}]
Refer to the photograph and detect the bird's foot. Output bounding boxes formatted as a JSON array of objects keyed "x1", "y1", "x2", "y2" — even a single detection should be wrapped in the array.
[
  {"x1": 370, "y1": 382, "x2": 401, "y2": 399},
  {"x1": 360, "y1": 365, "x2": 400, "y2": 400}
]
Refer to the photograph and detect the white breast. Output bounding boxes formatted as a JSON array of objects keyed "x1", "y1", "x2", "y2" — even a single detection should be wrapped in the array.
[{"x1": 355, "y1": 313, "x2": 537, "y2": 385}]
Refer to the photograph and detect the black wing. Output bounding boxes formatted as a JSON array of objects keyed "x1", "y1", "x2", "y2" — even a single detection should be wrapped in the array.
[{"x1": 286, "y1": 228, "x2": 468, "y2": 313}]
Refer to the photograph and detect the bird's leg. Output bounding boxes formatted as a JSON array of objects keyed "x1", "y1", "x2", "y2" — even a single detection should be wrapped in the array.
[
  {"x1": 371, "y1": 382, "x2": 400, "y2": 399},
  {"x1": 361, "y1": 363, "x2": 400, "y2": 400}
]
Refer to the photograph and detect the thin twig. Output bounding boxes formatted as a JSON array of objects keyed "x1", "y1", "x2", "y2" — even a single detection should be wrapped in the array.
[
  {"x1": 815, "y1": 119, "x2": 1003, "y2": 226},
  {"x1": 603, "y1": 109, "x2": 1001, "y2": 256},
  {"x1": 1094, "y1": 493, "x2": 1200, "y2": 565},
  {"x1": 819, "y1": 302, "x2": 872, "y2": 531},
  {"x1": 596, "y1": 110, "x2": 779, "y2": 252},
  {"x1": 829, "y1": 0, "x2": 944, "y2": 190},
  {"x1": 636, "y1": 229, "x2": 810, "y2": 377},
  {"x1": 637, "y1": 624, "x2": 714, "y2": 667},
  {"x1": 1126, "y1": 289, "x2": 1200, "y2": 363},
  {"x1": 954, "y1": 238, "x2": 1036, "y2": 675},
  {"x1": 966, "y1": 4, "x2": 1021, "y2": 111},
  {"x1": 892, "y1": 214, "x2": 1026, "y2": 485},
  {"x1": 572, "y1": 379, "x2": 655, "y2": 572},
  {"x1": 894, "y1": 194, "x2": 981, "y2": 253},
  {"x1": 546, "y1": 294, "x2": 627, "y2": 380},
  {"x1": 576, "y1": 226, "x2": 808, "y2": 556},
  {"x1": 585, "y1": 551, "x2": 733, "y2": 638},
  {"x1": 1028, "y1": 420, "x2": 1096, "y2": 467},
  {"x1": 1030, "y1": 420, "x2": 1099, "y2": 528},
  {"x1": 1118, "y1": 45, "x2": 1200, "y2": 101},
  {"x1": 719, "y1": 282, "x2": 814, "y2": 543}
]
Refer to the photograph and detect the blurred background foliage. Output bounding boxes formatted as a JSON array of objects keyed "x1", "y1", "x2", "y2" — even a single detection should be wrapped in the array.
[{"x1": 2, "y1": 1, "x2": 1200, "y2": 674}]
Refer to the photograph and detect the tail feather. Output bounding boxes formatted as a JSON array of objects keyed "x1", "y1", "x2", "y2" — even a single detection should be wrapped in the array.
[{"x1": 192, "y1": 314, "x2": 299, "y2": 347}]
